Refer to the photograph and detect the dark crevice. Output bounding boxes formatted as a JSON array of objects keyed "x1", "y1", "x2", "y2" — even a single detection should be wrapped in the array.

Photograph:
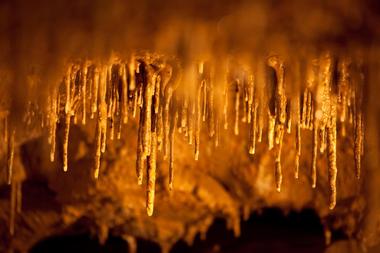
[{"x1": 28, "y1": 208, "x2": 334, "y2": 253}]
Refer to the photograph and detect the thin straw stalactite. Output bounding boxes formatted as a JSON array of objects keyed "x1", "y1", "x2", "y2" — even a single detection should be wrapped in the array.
[
  {"x1": 63, "y1": 67, "x2": 72, "y2": 172},
  {"x1": 7, "y1": 129, "x2": 15, "y2": 185}
]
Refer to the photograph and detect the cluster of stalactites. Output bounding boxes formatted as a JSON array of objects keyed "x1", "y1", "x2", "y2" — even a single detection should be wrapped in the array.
[{"x1": 8, "y1": 51, "x2": 363, "y2": 221}]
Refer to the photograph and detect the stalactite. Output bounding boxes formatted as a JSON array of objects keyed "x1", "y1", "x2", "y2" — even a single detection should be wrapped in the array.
[
  {"x1": 187, "y1": 99, "x2": 194, "y2": 145},
  {"x1": 338, "y1": 58, "x2": 350, "y2": 125},
  {"x1": 354, "y1": 62, "x2": 364, "y2": 179},
  {"x1": 146, "y1": 128, "x2": 157, "y2": 216},
  {"x1": 194, "y1": 80, "x2": 202, "y2": 160},
  {"x1": 257, "y1": 104, "x2": 263, "y2": 143},
  {"x1": 247, "y1": 74, "x2": 254, "y2": 124},
  {"x1": 275, "y1": 127, "x2": 283, "y2": 192},
  {"x1": 93, "y1": 66, "x2": 108, "y2": 179},
  {"x1": 142, "y1": 65, "x2": 154, "y2": 157},
  {"x1": 169, "y1": 101, "x2": 178, "y2": 190},
  {"x1": 286, "y1": 100, "x2": 292, "y2": 134},
  {"x1": 121, "y1": 63, "x2": 129, "y2": 124},
  {"x1": 81, "y1": 62, "x2": 87, "y2": 125},
  {"x1": 267, "y1": 56, "x2": 287, "y2": 191},
  {"x1": 162, "y1": 66, "x2": 175, "y2": 160},
  {"x1": 223, "y1": 73, "x2": 229, "y2": 130},
  {"x1": 234, "y1": 80, "x2": 240, "y2": 135},
  {"x1": 327, "y1": 98, "x2": 337, "y2": 210},
  {"x1": 48, "y1": 90, "x2": 58, "y2": 162},
  {"x1": 91, "y1": 66, "x2": 99, "y2": 119},
  {"x1": 354, "y1": 111, "x2": 363, "y2": 179},
  {"x1": 301, "y1": 89, "x2": 307, "y2": 128},
  {"x1": 206, "y1": 76, "x2": 215, "y2": 138},
  {"x1": 294, "y1": 96, "x2": 301, "y2": 179},
  {"x1": 202, "y1": 80, "x2": 207, "y2": 123},
  {"x1": 249, "y1": 101, "x2": 258, "y2": 155},
  {"x1": 157, "y1": 106, "x2": 164, "y2": 151},
  {"x1": 268, "y1": 114, "x2": 275, "y2": 150},
  {"x1": 306, "y1": 91, "x2": 313, "y2": 129},
  {"x1": 320, "y1": 127, "x2": 326, "y2": 154},
  {"x1": 132, "y1": 87, "x2": 138, "y2": 118},
  {"x1": 242, "y1": 82, "x2": 247, "y2": 123},
  {"x1": 268, "y1": 56, "x2": 287, "y2": 126},
  {"x1": 100, "y1": 67, "x2": 108, "y2": 154},
  {"x1": 154, "y1": 75, "x2": 161, "y2": 115},
  {"x1": 129, "y1": 55, "x2": 136, "y2": 91},
  {"x1": 63, "y1": 67, "x2": 72, "y2": 172},
  {"x1": 180, "y1": 93, "x2": 188, "y2": 132},
  {"x1": 94, "y1": 114, "x2": 102, "y2": 180},
  {"x1": 214, "y1": 116, "x2": 219, "y2": 147},
  {"x1": 7, "y1": 130, "x2": 15, "y2": 185},
  {"x1": 137, "y1": 81, "x2": 143, "y2": 109},
  {"x1": 108, "y1": 65, "x2": 116, "y2": 141},
  {"x1": 136, "y1": 108, "x2": 145, "y2": 185},
  {"x1": 312, "y1": 121, "x2": 318, "y2": 188}
]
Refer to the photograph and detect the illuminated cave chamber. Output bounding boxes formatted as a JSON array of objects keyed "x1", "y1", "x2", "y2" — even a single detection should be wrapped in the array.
[{"x1": 1, "y1": 0, "x2": 380, "y2": 252}]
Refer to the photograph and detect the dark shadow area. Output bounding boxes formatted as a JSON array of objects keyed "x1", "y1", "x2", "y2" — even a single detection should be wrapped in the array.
[
  {"x1": 29, "y1": 234, "x2": 129, "y2": 253},
  {"x1": 29, "y1": 233, "x2": 162, "y2": 253},
  {"x1": 170, "y1": 208, "x2": 326, "y2": 253},
  {"x1": 29, "y1": 208, "x2": 333, "y2": 253}
]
